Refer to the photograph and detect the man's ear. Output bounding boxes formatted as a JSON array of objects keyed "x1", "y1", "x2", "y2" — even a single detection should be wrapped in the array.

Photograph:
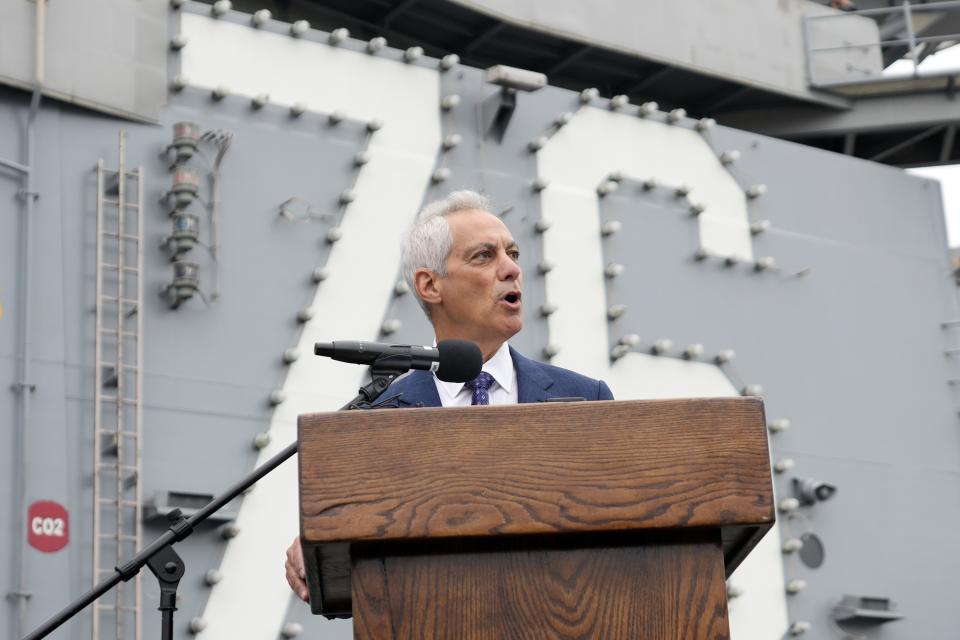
[{"x1": 414, "y1": 268, "x2": 442, "y2": 307}]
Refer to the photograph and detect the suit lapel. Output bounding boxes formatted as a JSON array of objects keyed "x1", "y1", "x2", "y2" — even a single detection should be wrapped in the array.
[
  {"x1": 511, "y1": 347, "x2": 554, "y2": 403},
  {"x1": 396, "y1": 370, "x2": 442, "y2": 408}
]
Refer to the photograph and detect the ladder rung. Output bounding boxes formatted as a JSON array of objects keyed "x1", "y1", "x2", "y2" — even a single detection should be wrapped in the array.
[
  {"x1": 97, "y1": 533, "x2": 138, "y2": 541},
  {"x1": 94, "y1": 479, "x2": 140, "y2": 488},
  {"x1": 100, "y1": 232, "x2": 141, "y2": 242},
  {"x1": 96, "y1": 499, "x2": 140, "y2": 507},
  {"x1": 94, "y1": 603, "x2": 141, "y2": 613},
  {"x1": 97, "y1": 445, "x2": 136, "y2": 456},
  {"x1": 97, "y1": 360, "x2": 141, "y2": 368},
  {"x1": 96, "y1": 443, "x2": 139, "y2": 453},
  {"x1": 98, "y1": 330, "x2": 140, "y2": 339},
  {"x1": 95, "y1": 495, "x2": 140, "y2": 502},
  {"x1": 101, "y1": 198, "x2": 141, "y2": 210},
  {"x1": 95, "y1": 462, "x2": 140, "y2": 470},
  {"x1": 95, "y1": 467, "x2": 140, "y2": 475},
  {"x1": 101, "y1": 169, "x2": 141, "y2": 177},
  {"x1": 98, "y1": 362, "x2": 140, "y2": 370},
  {"x1": 94, "y1": 352, "x2": 137, "y2": 362},
  {"x1": 100, "y1": 296, "x2": 139, "y2": 305},
  {"x1": 101, "y1": 263, "x2": 141, "y2": 273},
  {"x1": 95, "y1": 506, "x2": 140, "y2": 513},
  {"x1": 97, "y1": 396, "x2": 139, "y2": 405},
  {"x1": 94, "y1": 499, "x2": 140, "y2": 507},
  {"x1": 98, "y1": 606, "x2": 139, "y2": 614}
]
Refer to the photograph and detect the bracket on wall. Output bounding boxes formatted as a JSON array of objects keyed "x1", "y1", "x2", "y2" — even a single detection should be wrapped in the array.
[
  {"x1": 144, "y1": 491, "x2": 237, "y2": 524},
  {"x1": 480, "y1": 64, "x2": 547, "y2": 142},
  {"x1": 482, "y1": 87, "x2": 517, "y2": 143},
  {"x1": 833, "y1": 595, "x2": 904, "y2": 625}
]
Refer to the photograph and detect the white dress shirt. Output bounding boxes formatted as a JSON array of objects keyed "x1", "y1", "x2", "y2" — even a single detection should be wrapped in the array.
[{"x1": 433, "y1": 341, "x2": 519, "y2": 406}]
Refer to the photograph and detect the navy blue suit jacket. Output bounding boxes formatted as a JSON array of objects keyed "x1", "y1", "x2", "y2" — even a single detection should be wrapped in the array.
[{"x1": 369, "y1": 346, "x2": 614, "y2": 408}]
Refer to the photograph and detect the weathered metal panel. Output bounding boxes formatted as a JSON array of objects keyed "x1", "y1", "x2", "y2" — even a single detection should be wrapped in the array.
[
  {"x1": 0, "y1": 0, "x2": 167, "y2": 122},
  {"x1": 449, "y1": 0, "x2": 852, "y2": 105}
]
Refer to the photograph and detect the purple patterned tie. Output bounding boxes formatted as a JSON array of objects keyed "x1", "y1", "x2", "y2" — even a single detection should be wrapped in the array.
[{"x1": 464, "y1": 372, "x2": 495, "y2": 406}]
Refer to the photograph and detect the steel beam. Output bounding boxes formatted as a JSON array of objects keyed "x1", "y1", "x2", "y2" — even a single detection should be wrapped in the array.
[
  {"x1": 381, "y1": 0, "x2": 419, "y2": 28},
  {"x1": 623, "y1": 66, "x2": 674, "y2": 95},
  {"x1": 868, "y1": 124, "x2": 946, "y2": 162},
  {"x1": 719, "y1": 92, "x2": 960, "y2": 138},
  {"x1": 844, "y1": 132, "x2": 857, "y2": 156},
  {"x1": 463, "y1": 22, "x2": 506, "y2": 55},
  {"x1": 708, "y1": 86, "x2": 753, "y2": 112},
  {"x1": 547, "y1": 44, "x2": 593, "y2": 75},
  {"x1": 940, "y1": 124, "x2": 957, "y2": 162}
]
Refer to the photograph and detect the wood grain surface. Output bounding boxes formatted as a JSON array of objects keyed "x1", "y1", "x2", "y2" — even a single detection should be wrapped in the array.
[
  {"x1": 298, "y1": 397, "x2": 774, "y2": 616},
  {"x1": 300, "y1": 398, "x2": 772, "y2": 541},
  {"x1": 352, "y1": 533, "x2": 730, "y2": 640}
]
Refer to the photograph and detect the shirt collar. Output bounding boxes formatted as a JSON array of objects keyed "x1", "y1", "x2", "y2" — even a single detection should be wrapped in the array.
[{"x1": 435, "y1": 341, "x2": 514, "y2": 400}]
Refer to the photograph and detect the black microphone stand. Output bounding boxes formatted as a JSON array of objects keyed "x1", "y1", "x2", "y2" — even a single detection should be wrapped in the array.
[{"x1": 23, "y1": 365, "x2": 404, "y2": 640}]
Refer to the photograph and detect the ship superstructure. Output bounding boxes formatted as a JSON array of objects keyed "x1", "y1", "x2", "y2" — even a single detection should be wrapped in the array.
[{"x1": 1, "y1": 1, "x2": 958, "y2": 639}]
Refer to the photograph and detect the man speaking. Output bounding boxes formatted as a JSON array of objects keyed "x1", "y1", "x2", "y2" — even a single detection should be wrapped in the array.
[{"x1": 285, "y1": 190, "x2": 613, "y2": 599}]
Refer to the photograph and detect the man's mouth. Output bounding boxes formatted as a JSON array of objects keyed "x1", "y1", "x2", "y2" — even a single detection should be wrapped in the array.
[{"x1": 501, "y1": 291, "x2": 522, "y2": 305}]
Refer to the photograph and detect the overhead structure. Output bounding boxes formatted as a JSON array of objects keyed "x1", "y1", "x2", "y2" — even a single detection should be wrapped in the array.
[{"x1": 218, "y1": 0, "x2": 959, "y2": 166}]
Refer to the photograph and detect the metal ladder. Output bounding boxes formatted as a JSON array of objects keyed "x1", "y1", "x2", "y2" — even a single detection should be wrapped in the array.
[{"x1": 93, "y1": 131, "x2": 144, "y2": 640}]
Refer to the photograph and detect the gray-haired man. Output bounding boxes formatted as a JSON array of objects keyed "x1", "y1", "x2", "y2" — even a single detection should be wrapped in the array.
[{"x1": 285, "y1": 190, "x2": 613, "y2": 600}]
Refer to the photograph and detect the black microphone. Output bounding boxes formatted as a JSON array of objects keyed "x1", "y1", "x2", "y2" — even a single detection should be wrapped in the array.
[{"x1": 314, "y1": 339, "x2": 482, "y2": 383}]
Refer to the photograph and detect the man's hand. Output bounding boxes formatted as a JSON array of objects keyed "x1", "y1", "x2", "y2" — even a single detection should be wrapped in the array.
[{"x1": 285, "y1": 536, "x2": 310, "y2": 602}]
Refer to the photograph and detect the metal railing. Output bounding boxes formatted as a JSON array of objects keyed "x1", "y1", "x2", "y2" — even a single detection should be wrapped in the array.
[{"x1": 803, "y1": 0, "x2": 960, "y2": 88}]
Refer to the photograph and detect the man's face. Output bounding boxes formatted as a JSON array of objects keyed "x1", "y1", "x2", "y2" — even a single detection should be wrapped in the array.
[{"x1": 427, "y1": 209, "x2": 524, "y2": 346}]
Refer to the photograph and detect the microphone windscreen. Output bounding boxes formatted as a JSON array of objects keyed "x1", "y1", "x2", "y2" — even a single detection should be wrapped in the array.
[{"x1": 435, "y1": 339, "x2": 483, "y2": 383}]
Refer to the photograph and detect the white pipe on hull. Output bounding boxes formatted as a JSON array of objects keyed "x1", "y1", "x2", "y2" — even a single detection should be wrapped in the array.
[
  {"x1": 35, "y1": 0, "x2": 44, "y2": 86},
  {"x1": 11, "y1": 2, "x2": 44, "y2": 637},
  {"x1": 9, "y1": 87, "x2": 41, "y2": 640}
]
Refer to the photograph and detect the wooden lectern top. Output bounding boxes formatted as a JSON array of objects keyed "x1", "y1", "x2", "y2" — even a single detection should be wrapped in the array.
[{"x1": 298, "y1": 397, "x2": 774, "y2": 617}]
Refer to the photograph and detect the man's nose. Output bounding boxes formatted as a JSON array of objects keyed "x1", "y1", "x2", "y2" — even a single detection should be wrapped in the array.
[{"x1": 498, "y1": 251, "x2": 522, "y2": 280}]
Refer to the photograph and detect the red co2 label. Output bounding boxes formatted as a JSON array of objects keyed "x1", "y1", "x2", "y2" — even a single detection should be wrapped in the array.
[{"x1": 27, "y1": 501, "x2": 69, "y2": 553}]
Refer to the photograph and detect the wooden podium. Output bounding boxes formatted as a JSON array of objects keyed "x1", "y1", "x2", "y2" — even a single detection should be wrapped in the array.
[{"x1": 298, "y1": 397, "x2": 774, "y2": 639}]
